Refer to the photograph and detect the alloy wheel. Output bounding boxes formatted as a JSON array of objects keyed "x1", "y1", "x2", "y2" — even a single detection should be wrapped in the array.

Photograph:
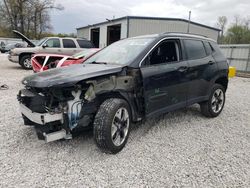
[
  {"x1": 111, "y1": 107, "x2": 130, "y2": 146},
  {"x1": 211, "y1": 88, "x2": 224, "y2": 113}
]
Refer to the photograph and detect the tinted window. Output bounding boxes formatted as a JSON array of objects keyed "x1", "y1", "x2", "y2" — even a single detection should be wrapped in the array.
[
  {"x1": 184, "y1": 40, "x2": 206, "y2": 60},
  {"x1": 45, "y1": 38, "x2": 60, "y2": 48},
  {"x1": 210, "y1": 41, "x2": 224, "y2": 56},
  {"x1": 63, "y1": 39, "x2": 76, "y2": 48},
  {"x1": 203, "y1": 41, "x2": 214, "y2": 55},
  {"x1": 77, "y1": 40, "x2": 93, "y2": 48},
  {"x1": 148, "y1": 40, "x2": 180, "y2": 66}
]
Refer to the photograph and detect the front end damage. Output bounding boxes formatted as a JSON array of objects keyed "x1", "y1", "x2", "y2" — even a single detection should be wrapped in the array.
[{"x1": 18, "y1": 72, "x2": 140, "y2": 142}]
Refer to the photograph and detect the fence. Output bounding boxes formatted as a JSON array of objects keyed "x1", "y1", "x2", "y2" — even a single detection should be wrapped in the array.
[
  {"x1": 0, "y1": 37, "x2": 38, "y2": 46},
  {"x1": 219, "y1": 44, "x2": 250, "y2": 73}
]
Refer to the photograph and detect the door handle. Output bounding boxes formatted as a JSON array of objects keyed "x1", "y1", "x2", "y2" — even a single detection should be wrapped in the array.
[
  {"x1": 177, "y1": 66, "x2": 188, "y2": 72},
  {"x1": 208, "y1": 61, "x2": 215, "y2": 65}
]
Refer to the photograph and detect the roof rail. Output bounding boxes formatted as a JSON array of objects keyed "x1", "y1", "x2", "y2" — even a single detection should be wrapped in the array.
[{"x1": 162, "y1": 32, "x2": 208, "y2": 38}]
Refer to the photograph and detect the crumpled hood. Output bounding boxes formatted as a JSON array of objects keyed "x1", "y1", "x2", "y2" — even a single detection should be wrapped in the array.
[{"x1": 22, "y1": 64, "x2": 123, "y2": 88}]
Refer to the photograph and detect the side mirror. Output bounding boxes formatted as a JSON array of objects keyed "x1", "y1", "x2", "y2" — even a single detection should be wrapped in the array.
[{"x1": 42, "y1": 43, "x2": 48, "y2": 48}]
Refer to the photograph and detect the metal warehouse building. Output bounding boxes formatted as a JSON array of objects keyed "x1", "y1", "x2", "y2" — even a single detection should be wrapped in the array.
[{"x1": 76, "y1": 16, "x2": 220, "y2": 48}]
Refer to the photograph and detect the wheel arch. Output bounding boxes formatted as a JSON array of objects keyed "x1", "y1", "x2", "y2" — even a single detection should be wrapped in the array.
[
  {"x1": 19, "y1": 52, "x2": 34, "y2": 64},
  {"x1": 96, "y1": 91, "x2": 140, "y2": 122},
  {"x1": 214, "y1": 76, "x2": 228, "y2": 91}
]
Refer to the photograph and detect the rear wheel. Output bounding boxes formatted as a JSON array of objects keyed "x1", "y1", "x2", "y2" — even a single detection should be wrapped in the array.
[
  {"x1": 93, "y1": 98, "x2": 131, "y2": 154},
  {"x1": 200, "y1": 84, "x2": 225, "y2": 117},
  {"x1": 20, "y1": 55, "x2": 32, "y2": 70}
]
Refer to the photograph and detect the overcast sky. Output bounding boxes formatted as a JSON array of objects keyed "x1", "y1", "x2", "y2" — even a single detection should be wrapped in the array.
[{"x1": 50, "y1": 0, "x2": 250, "y2": 33}]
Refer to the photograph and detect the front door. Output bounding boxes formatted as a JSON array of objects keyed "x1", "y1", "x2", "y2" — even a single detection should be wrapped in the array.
[
  {"x1": 140, "y1": 39, "x2": 189, "y2": 117},
  {"x1": 41, "y1": 38, "x2": 62, "y2": 54}
]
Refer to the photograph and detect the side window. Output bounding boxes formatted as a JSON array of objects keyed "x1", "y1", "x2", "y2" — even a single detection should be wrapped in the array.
[
  {"x1": 203, "y1": 41, "x2": 214, "y2": 55},
  {"x1": 147, "y1": 40, "x2": 180, "y2": 66},
  {"x1": 63, "y1": 39, "x2": 76, "y2": 48},
  {"x1": 184, "y1": 39, "x2": 206, "y2": 60},
  {"x1": 45, "y1": 38, "x2": 60, "y2": 48},
  {"x1": 77, "y1": 39, "x2": 93, "y2": 48},
  {"x1": 210, "y1": 41, "x2": 224, "y2": 56}
]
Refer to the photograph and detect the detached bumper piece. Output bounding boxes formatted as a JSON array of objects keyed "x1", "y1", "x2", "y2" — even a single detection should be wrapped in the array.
[{"x1": 43, "y1": 129, "x2": 70, "y2": 143}]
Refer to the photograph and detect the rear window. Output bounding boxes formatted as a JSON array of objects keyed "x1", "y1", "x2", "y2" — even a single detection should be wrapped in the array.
[
  {"x1": 184, "y1": 39, "x2": 207, "y2": 60},
  {"x1": 63, "y1": 39, "x2": 76, "y2": 48},
  {"x1": 77, "y1": 40, "x2": 93, "y2": 48}
]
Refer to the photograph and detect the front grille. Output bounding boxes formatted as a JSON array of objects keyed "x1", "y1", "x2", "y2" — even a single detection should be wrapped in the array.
[{"x1": 18, "y1": 89, "x2": 47, "y2": 113}]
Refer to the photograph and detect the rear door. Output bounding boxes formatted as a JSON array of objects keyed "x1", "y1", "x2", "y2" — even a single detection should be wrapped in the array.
[
  {"x1": 183, "y1": 39, "x2": 218, "y2": 105},
  {"x1": 140, "y1": 39, "x2": 189, "y2": 116},
  {"x1": 62, "y1": 39, "x2": 79, "y2": 55}
]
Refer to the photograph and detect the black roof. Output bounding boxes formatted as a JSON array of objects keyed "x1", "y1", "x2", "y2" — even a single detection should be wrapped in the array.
[{"x1": 76, "y1": 16, "x2": 221, "y2": 32}]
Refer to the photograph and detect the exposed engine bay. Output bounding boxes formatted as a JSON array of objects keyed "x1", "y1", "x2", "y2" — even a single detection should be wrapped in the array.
[{"x1": 18, "y1": 69, "x2": 142, "y2": 142}]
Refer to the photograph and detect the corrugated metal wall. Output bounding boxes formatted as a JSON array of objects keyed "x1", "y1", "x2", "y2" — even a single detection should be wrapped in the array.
[
  {"x1": 77, "y1": 17, "x2": 220, "y2": 47},
  {"x1": 220, "y1": 44, "x2": 250, "y2": 72},
  {"x1": 128, "y1": 19, "x2": 219, "y2": 40},
  {"x1": 76, "y1": 19, "x2": 127, "y2": 48},
  {"x1": 76, "y1": 28, "x2": 89, "y2": 40}
]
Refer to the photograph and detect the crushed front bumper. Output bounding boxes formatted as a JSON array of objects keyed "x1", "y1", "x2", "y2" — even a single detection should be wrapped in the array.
[{"x1": 19, "y1": 103, "x2": 63, "y2": 125}]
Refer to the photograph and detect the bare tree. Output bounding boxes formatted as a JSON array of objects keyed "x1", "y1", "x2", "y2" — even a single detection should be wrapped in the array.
[
  {"x1": 234, "y1": 15, "x2": 241, "y2": 27},
  {"x1": 217, "y1": 16, "x2": 227, "y2": 37},
  {"x1": 0, "y1": 0, "x2": 63, "y2": 38}
]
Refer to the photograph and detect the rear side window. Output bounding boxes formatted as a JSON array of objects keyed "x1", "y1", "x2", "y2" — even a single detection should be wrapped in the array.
[
  {"x1": 63, "y1": 39, "x2": 76, "y2": 48},
  {"x1": 77, "y1": 40, "x2": 93, "y2": 48},
  {"x1": 203, "y1": 41, "x2": 214, "y2": 55},
  {"x1": 210, "y1": 41, "x2": 224, "y2": 56},
  {"x1": 184, "y1": 40, "x2": 207, "y2": 60}
]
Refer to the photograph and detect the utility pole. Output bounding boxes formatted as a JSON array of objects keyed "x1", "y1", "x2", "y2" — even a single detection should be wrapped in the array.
[{"x1": 187, "y1": 11, "x2": 191, "y2": 33}]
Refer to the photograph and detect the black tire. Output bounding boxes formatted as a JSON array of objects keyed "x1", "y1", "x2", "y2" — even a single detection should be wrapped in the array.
[
  {"x1": 20, "y1": 55, "x2": 32, "y2": 70},
  {"x1": 93, "y1": 98, "x2": 131, "y2": 154},
  {"x1": 200, "y1": 84, "x2": 226, "y2": 117}
]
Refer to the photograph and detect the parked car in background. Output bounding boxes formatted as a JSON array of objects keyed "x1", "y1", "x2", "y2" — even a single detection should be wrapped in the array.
[
  {"x1": 32, "y1": 48, "x2": 100, "y2": 72},
  {"x1": 18, "y1": 33, "x2": 229, "y2": 154},
  {"x1": 8, "y1": 30, "x2": 94, "y2": 69},
  {"x1": 0, "y1": 42, "x2": 26, "y2": 53},
  {"x1": 0, "y1": 41, "x2": 6, "y2": 52}
]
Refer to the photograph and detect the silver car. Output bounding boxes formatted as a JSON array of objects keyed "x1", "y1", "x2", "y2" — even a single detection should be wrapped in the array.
[{"x1": 8, "y1": 30, "x2": 94, "y2": 69}]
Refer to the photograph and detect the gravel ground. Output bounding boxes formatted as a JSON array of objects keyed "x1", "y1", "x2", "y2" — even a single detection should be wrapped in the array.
[{"x1": 0, "y1": 53, "x2": 250, "y2": 187}]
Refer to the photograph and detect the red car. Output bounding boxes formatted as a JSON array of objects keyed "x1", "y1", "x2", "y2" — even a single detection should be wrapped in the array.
[{"x1": 32, "y1": 48, "x2": 100, "y2": 72}]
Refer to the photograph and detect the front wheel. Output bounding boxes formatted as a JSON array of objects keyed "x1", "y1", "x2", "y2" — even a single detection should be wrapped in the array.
[
  {"x1": 20, "y1": 55, "x2": 32, "y2": 70},
  {"x1": 200, "y1": 84, "x2": 226, "y2": 117},
  {"x1": 93, "y1": 98, "x2": 131, "y2": 154}
]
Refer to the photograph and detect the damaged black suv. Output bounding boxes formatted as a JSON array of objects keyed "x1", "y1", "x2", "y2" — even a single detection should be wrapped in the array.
[{"x1": 18, "y1": 33, "x2": 228, "y2": 154}]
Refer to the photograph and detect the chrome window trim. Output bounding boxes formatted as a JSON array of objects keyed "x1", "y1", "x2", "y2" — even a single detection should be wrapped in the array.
[{"x1": 138, "y1": 36, "x2": 211, "y2": 67}]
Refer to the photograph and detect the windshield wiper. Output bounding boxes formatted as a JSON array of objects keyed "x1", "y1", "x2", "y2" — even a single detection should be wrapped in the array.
[{"x1": 90, "y1": 61, "x2": 107, "y2": 65}]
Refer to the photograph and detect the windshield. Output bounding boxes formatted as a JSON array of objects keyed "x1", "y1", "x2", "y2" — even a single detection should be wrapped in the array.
[
  {"x1": 36, "y1": 38, "x2": 47, "y2": 46},
  {"x1": 72, "y1": 49, "x2": 99, "y2": 59},
  {"x1": 84, "y1": 38, "x2": 154, "y2": 65}
]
